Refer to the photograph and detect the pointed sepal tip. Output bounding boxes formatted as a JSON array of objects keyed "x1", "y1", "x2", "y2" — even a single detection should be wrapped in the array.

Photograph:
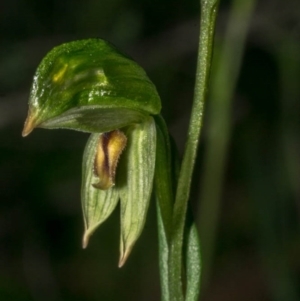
[
  {"x1": 82, "y1": 231, "x2": 90, "y2": 249},
  {"x1": 118, "y1": 244, "x2": 133, "y2": 268},
  {"x1": 22, "y1": 111, "x2": 37, "y2": 137}
]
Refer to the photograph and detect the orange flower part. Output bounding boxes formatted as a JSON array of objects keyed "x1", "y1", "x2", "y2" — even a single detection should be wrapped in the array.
[{"x1": 93, "y1": 130, "x2": 127, "y2": 190}]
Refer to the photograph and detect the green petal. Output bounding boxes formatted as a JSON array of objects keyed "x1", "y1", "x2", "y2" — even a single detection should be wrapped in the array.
[
  {"x1": 81, "y1": 133, "x2": 119, "y2": 248},
  {"x1": 185, "y1": 223, "x2": 201, "y2": 301},
  {"x1": 118, "y1": 117, "x2": 156, "y2": 267},
  {"x1": 23, "y1": 39, "x2": 161, "y2": 136}
]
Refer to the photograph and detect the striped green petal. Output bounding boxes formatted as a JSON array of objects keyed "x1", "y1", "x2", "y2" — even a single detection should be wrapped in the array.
[
  {"x1": 118, "y1": 117, "x2": 156, "y2": 267},
  {"x1": 81, "y1": 133, "x2": 120, "y2": 248}
]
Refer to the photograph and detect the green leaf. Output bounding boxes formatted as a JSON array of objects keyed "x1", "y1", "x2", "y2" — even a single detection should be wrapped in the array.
[
  {"x1": 185, "y1": 223, "x2": 201, "y2": 301},
  {"x1": 81, "y1": 133, "x2": 119, "y2": 248},
  {"x1": 154, "y1": 115, "x2": 174, "y2": 240},
  {"x1": 118, "y1": 117, "x2": 156, "y2": 267},
  {"x1": 154, "y1": 115, "x2": 174, "y2": 301},
  {"x1": 156, "y1": 202, "x2": 170, "y2": 301},
  {"x1": 23, "y1": 39, "x2": 161, "y2": 136},
  {"x1": 154, "y1": 115, "x2": 184, "y2": 301}
]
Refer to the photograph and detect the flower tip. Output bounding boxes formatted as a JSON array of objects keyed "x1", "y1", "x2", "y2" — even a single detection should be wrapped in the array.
[
  {"x1": 22, "y1": 112, "x2": 37, "y2": 137},
  {"x1": 118, "y1": 245, "x2": 133, "y2": 268},
  {"x1": 118, "y1": 256, "x2": 126, "y2": 268},
  {"x1": 82, "y1": 232, "x2": 90, "y2": 249}
]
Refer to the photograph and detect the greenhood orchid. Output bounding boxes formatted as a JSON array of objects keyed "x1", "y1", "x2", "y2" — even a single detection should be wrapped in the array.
[
  {"x1": 22, "y1": 1, "x2": 220, "y2": 297},
  {"x1": 22, "y1": 39, "x2": 161, "y2": 266}
]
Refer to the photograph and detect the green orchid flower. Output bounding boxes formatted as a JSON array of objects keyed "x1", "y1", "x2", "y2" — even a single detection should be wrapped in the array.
[
  {"x1": 21, "y1": 0, "x2": 220, "y2": 297},
  {"x1": 22, "y1": 39, "x2": 160, "y2": 266}
]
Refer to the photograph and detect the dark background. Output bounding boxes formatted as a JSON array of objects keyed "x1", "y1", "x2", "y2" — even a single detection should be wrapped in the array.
[{"x1": 1, "y1": 0, "x2": 300, "y2": 300}]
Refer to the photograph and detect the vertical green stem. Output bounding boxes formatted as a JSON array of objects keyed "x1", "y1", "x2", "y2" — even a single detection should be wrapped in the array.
[
  {"x1": 198, "y1": 0, "x2": 256, "y2": 289},
  {"x1": 168, "y1": 1, "x2": 220, "y2": 300}
]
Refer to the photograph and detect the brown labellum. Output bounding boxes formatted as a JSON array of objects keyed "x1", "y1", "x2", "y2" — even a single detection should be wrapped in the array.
[{"x1": 93, "y1": 130, "x2": 127, "y2": 190}]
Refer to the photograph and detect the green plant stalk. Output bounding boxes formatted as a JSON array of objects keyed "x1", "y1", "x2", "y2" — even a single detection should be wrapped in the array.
[
  {"x1": 168, "y1": 1, "x2": 220, "y2": 300},
  {"x1": 197, "y1": 0, "x2": 256, "y2": 289}
]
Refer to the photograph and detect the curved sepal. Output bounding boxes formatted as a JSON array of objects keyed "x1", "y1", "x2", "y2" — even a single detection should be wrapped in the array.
[
  {"x1": 81, "y1": 133, "x2": 120, "y2": 248},
  {"x1": 23, "y1": 39, "x2": 161, "y2": 136},
  {"x1": 118, "y1": 117, "x2": 156, "y2": 267},
  {"x1": 34, "y1": 107, "x2": 147, "y2": 134}
]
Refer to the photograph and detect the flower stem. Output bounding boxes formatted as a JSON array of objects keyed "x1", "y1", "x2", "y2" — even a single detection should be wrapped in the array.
[
  {"x1": 198, "y1": 0, "x2": 256, "y2": 290},
  {"x1": 168, "y1": 1, "x2": 220, "y2": 300}
]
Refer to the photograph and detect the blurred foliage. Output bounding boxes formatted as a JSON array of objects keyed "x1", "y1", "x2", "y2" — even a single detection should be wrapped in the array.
[{"x1": 0, "y1": 0, "x2": 300, "y2": 300}]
